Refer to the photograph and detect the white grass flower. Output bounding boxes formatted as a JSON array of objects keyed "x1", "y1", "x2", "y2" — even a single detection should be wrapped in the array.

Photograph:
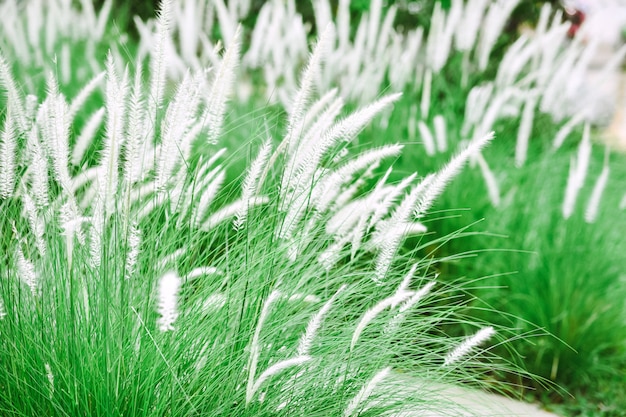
[
  {"x1": 21, "y1": 190, "x2": 46, "y2": 256},
  {"x1": 385, "y1": 281, "x2": 436, "y2": 335},
  {"x1": 563, "y1": 123, "x2": 591, "y2": 219},
  {"x1": 343, "y1": 367, "x2": 391, "y2": 417},
  {"x1": 193, "y1": 169, "x2": 226, "y2": 227},
  {"x1": 585, "y1": 160, "x2": 610, "y2": 224},
  {"x1": 0, "y1": 298, "x2": 6, "y2": 319},
  {"x1": 284, "y1": 25, "x2": 331, "y2": 157},
  {"x1": 553, "y1": 111, "x2": 586, "y2": 150},
  {"x1": 297, "y1": 284, "x2": 346, "y2": 356},
  {"x1": 156, "y1": 70, "x2": 204, "y2": 191},
  {"x1": 0, "y1": 53, "x2": 27, "y2": 133},
  {"x1": 0, "y1": 106, "x2": 16, "y2": 198},
  {"x1": 148, "y1": 0, "x2": 172, "y2": 119},
  {"x1": 433, "y1": 114, "x2": 447, "y2": 153},
  {"x1": 201, "y1": 196, "x2": 269, "y2": 231},
  {"x1": 59, "y1": 200, "x2": 88, "y2": 268},
  {"x1": 287, "y1": 293, "x2": 321, "y2": 304},
  {"x1": 123, "y1": 61, "x2": 147, "y2": 186},
  {"x1": 99, "y1": 53, "x2": 129, "y2": 217},
  {"x1": 351, "y1": 280, "x2": 415, "y2": 350},
  {"x1": 41, "y1": 76, "x2": 72, "y2": 194},
  {"x1": 515, "y1": 94, "x2": 537, "y2": 167},
  {"x1": 44, "y1": 362, "x2": 54, "y2": 397},
  {"x1": 247, "y1": 355, "x2": 311, "y2": 404},
  {"x1": 477, "y1": 0, "x2": 521, "y2": 71},
  {"x1": 68, "y1": 71, "x2": 105, "y2": 118},
  {"x1": 156, "y1": 271, "x2": 182, "y2": 332},
  {"x1": 414, "y1": 132, "x2": 494, "y2": 218},
  {"x1": 29, "y1": 134, "x2": 50, "y2": 208},
  {"x1": 71, "y1": 107, "x2": 105, "y2": 166},
  {"x1": 125, "y1": 222, "x2": 141, "y2": 278},
  {"x1": 420, "y1": 69, "x2": 431, "y2": 119},
  {"x1": 16, "y1": 247, "x2": 38, "y2": 297},
  {"x1": 234, "y1": 138, "x2": 272, "y2": 230},
  {"x1": 200, "y1": 293, "x2": 227, "y2": 315},
  {"x1": 156, "y1": 248, "x2": 186, "y2": 271},
  {"x1": 184, "y1": 266, "x2": 221, "y2": 282},
  {"x1": 475, "y1": 152, "x2": 501, "y2": 207},
  {"x1": 455, "y1": 0, "x2": 489, "y2": 52},
  {"x1": 205, "y1": 27, "x2": 241, "y2": 145},
  {"x1": 444, "y1": 326, "x2": 495, "y2": 366},
  {"x1": 247, "y1": 289, "x2": 281, "y2": 404},
  {"x1": 418, "y1": 120, "x2": 435, "y2": 156}
]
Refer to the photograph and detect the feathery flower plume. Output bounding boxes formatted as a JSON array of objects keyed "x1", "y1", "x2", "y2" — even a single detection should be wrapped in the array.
[
  {"x1": 125, "y1": 222, "x2": 141, "y2": 278},
  {"x1": 297, "y1": 285, "x2": 347, "y2": 356},
  {"x1": 414, "y1": 132, "x2": 494, "y2": 218},
  {"x1": 193, "y1": 169, "x2": 226, "y2": 227},
  {"x1": 200, "y1": 293, "x2": 227, "y2": 315},
  {"x1": 29, "y1": 133, "x2": 50, "y2": 208},
  {"x1": 477, "y1": 0, "x2": 521, "y2": 71},
  {"x1": 385, "y1": 281, "x2": 436, "y2": 335},
  {"x1": 201, "y1": 196, "x2": 269, "y2": 231},
  {"x1": 420, "y1": 69, "x2": 432, "y2": 119},
  {"x1": 156, "y1": 248, "x2": 186, "y2": 271},
  {"x1": 205, "y1": 27, "x2": 241, "y2": 145},
  {"x1": 16, "y1": 246, "x2": 38, "y2": 297},
  {"x1": 444, "y1": 326, "x2": 495, "y2": 366},
  {"x1": 247, "y1": 290, "x2": 281, "y2": 404},
  {"x1": 476, "y1": 152, "x2": 500, "y2": 207},
  {"x1": 0, "y1": 53, "x2": 27, "y2": 134},
  {"x1": 515, "y1": 93, "x2": 537, "y2": 167},
  {"x1": 553, "y1": 111, "x2": 586, "y2": 150},
  {"x1": 156, "y1": 271, "x2": 182, "y2": 332},
  {"x1": 0, "y1": 298, "x2": 6, "y2": 319},
  {"x1": 45, "y1": 363, "x2": 54, "y2": 397},
  {"x1": 585, "y1": 158, "x2": 610, "y2": 224},
  {"x1": 344, "y1": 367, "x2": 391, "y2": 417},
  {"x1": 21, "y1": 190, "x2": 46, "y2": 256},
  {"x1": 284, "y1": 25, "x2": 332, "y2": 157},
  {"x1": 351, "y1": 280, "x2": 415, "y2": 350},
  {"x1": 123, "y1": 61, "x2": 147, "y2": 187},
  {"x1": 418, "y1": 120, "x2": 435, "y2": 155},
  {"x1": 433, "y1": 114, "x2": 447, "y2": 152},
  {"x1": 563, "y1": 123, "x2": 591, "y2": 219},
  {"x1": 72, "y1": 107, "x2": 105, "y2": 166},
  {"x1": 68, "y1": 71, "x2": 105, "y2": 118},
  {"x1": 184, "y1": 266, "x2": 221, "y2": 282},
  {"x1": 374, "y1": 175, "x2": 434, "y2": 282},
  {"x1": 234, "y1": 138, "x2": 272, "y2": 230},
  {"x1": 0, "y1": 105, "x2": 16, "y2": 198},
  {"x1": 42, "y1": 75, "x2": 72, "y2": 194},
  {"x1": 454, "y1": 0, "x2": 489, "y2": 52},
  {"x1": 98, "y1": 53, "x2": 129, "y2": 216},
  {"x1": 148, "y1": 0, "x2": 172, "y2": 120},
  {"x1": 247, "y1": 355, "x2": 311, "y2": 404}
]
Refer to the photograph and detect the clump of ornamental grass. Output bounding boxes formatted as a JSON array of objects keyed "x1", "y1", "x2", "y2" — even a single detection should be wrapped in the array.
[
  {"x1": 0, "y1": 1, "x2": 514, "y2": 415},
  {"x1": 418, "y1": 121, "x2": 626, "y2": 398}
]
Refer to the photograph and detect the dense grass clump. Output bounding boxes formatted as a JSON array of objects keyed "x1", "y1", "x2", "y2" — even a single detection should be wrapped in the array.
[{"x1": 0, "y1": 2, "x2": 512, "y2": 416}]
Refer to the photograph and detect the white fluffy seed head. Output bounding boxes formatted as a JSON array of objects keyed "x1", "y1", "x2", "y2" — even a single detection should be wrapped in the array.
[
  {"x1": 0, "y1": 105, "x2": 17, "y2": 198},
  {"x1": 344, "y1": 367, "x2": 391, "y2": 417},
  {"x1": 444, "y1": 326, "x2": 495, "y2": 366},
  {"x1": 156, "y1": 271, "x2": 182, "y2": 332},
  {"x1": 585, "y1": 162, "x2": 610, "y2": 224}
]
